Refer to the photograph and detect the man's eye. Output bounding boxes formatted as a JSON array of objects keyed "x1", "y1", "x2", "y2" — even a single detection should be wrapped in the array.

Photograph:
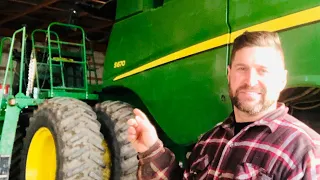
[
  {"x1": 259, "y1": 69, "x2": 268, "y2": 74},
  {"x1": 238, "y1": 67, "x2": 246, "y2": 71}
]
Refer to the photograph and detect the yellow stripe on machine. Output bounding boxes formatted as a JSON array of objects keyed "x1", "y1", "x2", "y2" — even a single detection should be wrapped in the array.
[{"x1": 114, "y1": 5, "x2": 320, "y2": 81}]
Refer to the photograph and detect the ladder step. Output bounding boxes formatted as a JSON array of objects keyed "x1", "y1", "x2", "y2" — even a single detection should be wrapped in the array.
[
  {"x1": 53, "y1": 87, "x2": 86, "y2": 91},
  {"x1": 52, "y1": 57, "x2": 74, "y2": 62},
  {"x1": 50, "y1": 40, "x2": 84, "y2": 47}
]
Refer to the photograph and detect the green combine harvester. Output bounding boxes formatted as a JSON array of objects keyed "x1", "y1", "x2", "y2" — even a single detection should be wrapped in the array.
[{"x1": 0, "y1": 0, "x2": 320, "y2": 179}]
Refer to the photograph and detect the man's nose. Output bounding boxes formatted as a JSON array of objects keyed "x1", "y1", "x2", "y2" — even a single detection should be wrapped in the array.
[{"x1": 246, "y1": 69, "x2": 259, "y2": 86}]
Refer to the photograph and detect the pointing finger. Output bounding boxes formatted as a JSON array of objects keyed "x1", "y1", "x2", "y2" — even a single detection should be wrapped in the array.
[{"x1": 133, "y1": 108, "x2": 149, "y2": 121}]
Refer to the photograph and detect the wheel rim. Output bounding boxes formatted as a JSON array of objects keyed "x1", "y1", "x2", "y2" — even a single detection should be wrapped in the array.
[
  {"x1": 102, "y1": 140, "x2": 112, "y2": 179},
  {"x1": 26, "y1": 127, "x2": 56, "y2": 180}
]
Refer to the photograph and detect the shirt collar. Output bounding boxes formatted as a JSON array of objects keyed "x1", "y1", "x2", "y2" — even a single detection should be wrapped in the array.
[{"x1": 220, "y1": 103, "x2": 289, "y2": 133}]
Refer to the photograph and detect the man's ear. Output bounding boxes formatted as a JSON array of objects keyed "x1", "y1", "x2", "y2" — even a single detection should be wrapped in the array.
[{"x1": 227, "y1": 65, "x2": 231, "y2": 83}]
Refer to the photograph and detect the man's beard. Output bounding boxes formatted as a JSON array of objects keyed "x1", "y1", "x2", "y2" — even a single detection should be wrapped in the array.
[{"x1": 229, "y1": 84, "x2": 275, "y2": 115}]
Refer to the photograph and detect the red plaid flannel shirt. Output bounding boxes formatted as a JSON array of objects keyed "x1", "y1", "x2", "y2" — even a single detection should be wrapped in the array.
[{"x1": 137, "y1": 104, "x2": 320, "y2": 179}]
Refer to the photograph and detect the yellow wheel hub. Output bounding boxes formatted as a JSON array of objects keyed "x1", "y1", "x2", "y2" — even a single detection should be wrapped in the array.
[
  {"x1": 26, "y1": 127, "x2": 56, "y2": 180},
  {"x1": 102, "y1": 140, "x2": 112, "y2": 179}
]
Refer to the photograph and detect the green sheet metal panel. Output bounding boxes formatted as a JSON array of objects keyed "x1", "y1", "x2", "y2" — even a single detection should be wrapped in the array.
[
  {"x1": 228, "y1": 0, "x2": 320, "y2": 31},
  {"x1": 116, "y1": 0, "x2": 143, "y2": 20},
  {"x1": 281, "y1": 23, "x2": 320, "y2": 88},
  {"x1": 104, "y1": 0, "x2": 230, "y2": 145},
  {"x1": 104, "y1": 0, "x2": 320, "y2": 145}
]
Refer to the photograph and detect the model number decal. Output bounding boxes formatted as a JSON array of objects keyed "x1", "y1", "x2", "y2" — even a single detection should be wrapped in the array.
[{"x1": 114, "y1": 60, "x2": 126, "y2": 68}]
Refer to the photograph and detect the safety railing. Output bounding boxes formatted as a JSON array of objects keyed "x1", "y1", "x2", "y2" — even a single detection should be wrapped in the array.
[
  {"x1": 47, "y1": 22, "x2": 88, "y2": 97},
  {"x1": 0, "y1": 27, "x2": 26, "y2": 105},
  {"x1": 31, "y1": 29, "x2": 61, "y2": 95}
]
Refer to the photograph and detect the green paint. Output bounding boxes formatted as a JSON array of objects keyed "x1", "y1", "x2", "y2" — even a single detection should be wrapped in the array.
[
  {"x1": 103, "y1": 0, "x2": 320, "y2": 146},
  {"x1": 0, "y1": 0, "x2": 319, "y2": 170},
  {"x1": 104, "y1": 0, "x2": 229, "y2": 145},
  {"x1": 0, "y1": 22, "x2": 100, "y2": 168},
  {"x1": 228, "y1": 0, "x2": 320, "y2": 31},
  {"x1": 0, "y1": 105, "x2": 21, "y2": 155},
  {"x1": 47, "y1": 22, "x2": 88, "y2": 97},
  {"x1": 104, "y1": 0, "x2": 229, "y2": 80},
  {"x1": 280, "y1": 22, "x2": 320, "y2": 88},
  {"x1": 49, "y1": 91, "x2": 98, "y2": 100},
  {"x1": 116, "y1": 0, "x2": 143, "y2": 20},
  {"x1": 0, "y1": 96, "x2": 44, "y2": 155}
]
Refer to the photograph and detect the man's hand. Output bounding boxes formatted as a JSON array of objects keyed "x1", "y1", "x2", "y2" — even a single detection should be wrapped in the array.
[{"x1": 127, "y1": 108, "x2": 159, "y2": 153}]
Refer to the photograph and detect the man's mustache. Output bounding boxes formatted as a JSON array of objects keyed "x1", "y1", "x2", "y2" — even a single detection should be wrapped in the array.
[{"x1": 235, "y1": 84, "x2": 266, "y2": 94}]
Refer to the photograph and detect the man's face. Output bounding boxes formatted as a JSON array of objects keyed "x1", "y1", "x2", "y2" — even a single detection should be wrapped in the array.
[{"x1": 228, "y1": 46, "x2": 287, "y2": 115}]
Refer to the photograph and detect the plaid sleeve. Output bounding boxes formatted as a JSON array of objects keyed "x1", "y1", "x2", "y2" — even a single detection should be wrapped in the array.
[
  {"x1": 288, "y1": 146, "x2": 320, "y2": 179},
  {"x1": 137, "y1": 140, "x2": 183, "y2": 180}
]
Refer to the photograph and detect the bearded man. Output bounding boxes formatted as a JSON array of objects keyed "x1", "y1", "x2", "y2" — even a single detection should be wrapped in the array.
[{"x1": 127, "y1": 31, "x2": 320, "y2": 180}]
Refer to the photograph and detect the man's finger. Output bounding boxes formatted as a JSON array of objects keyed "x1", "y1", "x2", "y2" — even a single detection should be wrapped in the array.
[
  {"x1": 127, "y1": 118, "x2": 138, "y2": 127},
  {"x1": 133, "y1": 108, "x2": 149, "y2": 121},
  {"x1": 127, "y1": 134, "x2": 137, "y2": 142},
  {"x1": 128, "y1": 126, "x2": 137, "y2": 135},
  {"x1": 135, "y1": 115, "x2": 151, "y2": 129}
]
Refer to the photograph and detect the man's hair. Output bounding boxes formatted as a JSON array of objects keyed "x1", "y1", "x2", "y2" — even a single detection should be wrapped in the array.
[{"x1": 230, "y1": 31, "x2": 284, "y2": 66}]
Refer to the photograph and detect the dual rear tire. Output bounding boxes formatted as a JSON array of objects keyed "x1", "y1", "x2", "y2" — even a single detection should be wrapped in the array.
[{"x1": 13, "y1": 98, "x2": 138, "y2": 180}]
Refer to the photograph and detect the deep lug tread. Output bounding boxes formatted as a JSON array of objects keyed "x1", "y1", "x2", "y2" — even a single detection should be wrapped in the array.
[
  {"x1": 96, "y1": 100, "x2": 138, "y2": 179},
  {"x1": 20, "y1": 97, "x2": 105, "y2": 180}
]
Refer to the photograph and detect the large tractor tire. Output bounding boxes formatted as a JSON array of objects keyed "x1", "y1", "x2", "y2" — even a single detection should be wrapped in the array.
[
  {"x1": 20, "y1": 97, "x2": 106, "y2": 180},
  {"x1": 95, "y1": 101, "x2": 138, "y2": 180}
]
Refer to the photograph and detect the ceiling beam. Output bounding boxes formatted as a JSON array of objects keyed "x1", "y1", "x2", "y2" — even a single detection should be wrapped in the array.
[
  {"x1": 0, "y1": 12, "x2": 48, "y2": 23},
  {"x1": 0, "y1": 0, "x2": 60, "y2": 26},
  {"x1": 89, "y1": 0, "x2": 108, "y2": 4},
  {"x1": 9, "y1": 0, "x2": 64, "y2": 12},
  {"x1": 9, "y1": 0, "x2": 110, "y2": 21}
]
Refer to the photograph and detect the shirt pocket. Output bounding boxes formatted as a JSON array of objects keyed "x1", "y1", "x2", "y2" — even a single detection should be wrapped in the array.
[
  {"x1": 234, "y1": 162, "x2": 273, "y2": 180},
  {"x1": 189, "y1": 154, "x2": 210, "y2": 178}
]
